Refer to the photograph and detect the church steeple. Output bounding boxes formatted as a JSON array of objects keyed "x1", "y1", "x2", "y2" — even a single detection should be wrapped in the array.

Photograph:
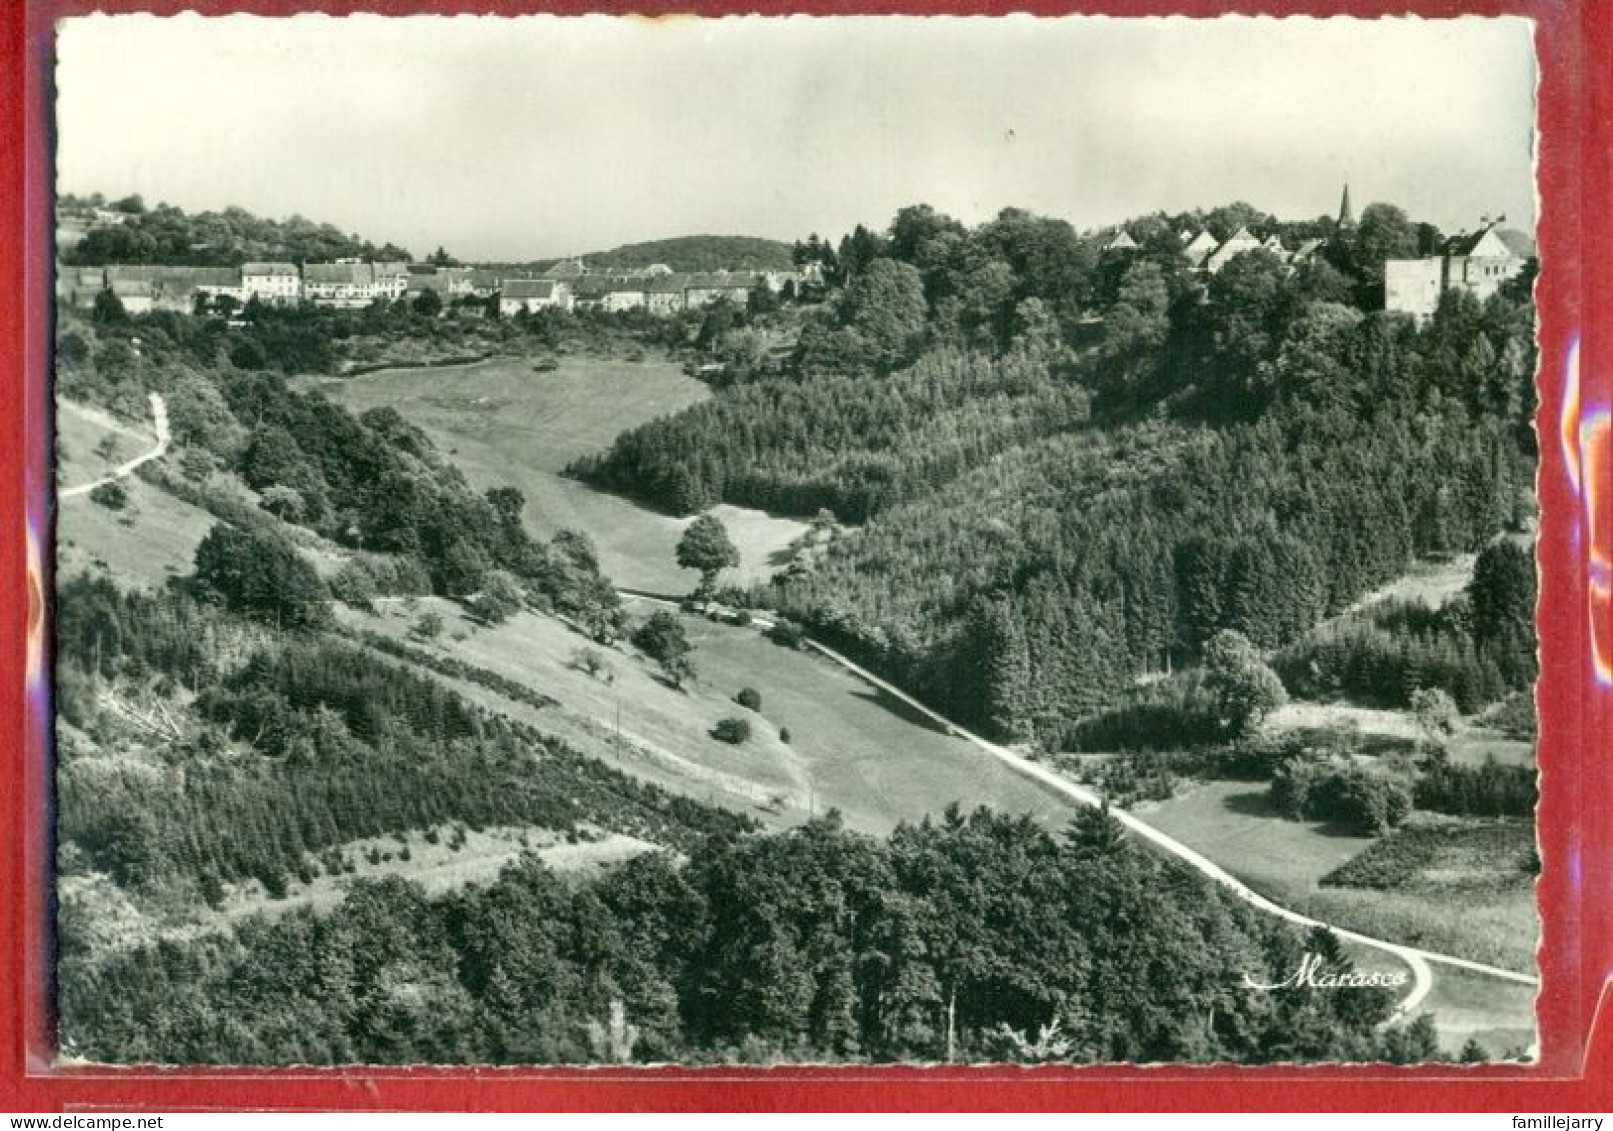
[{"x1": 1338, "y1": 182, "x2": 1355, "y2": 229}]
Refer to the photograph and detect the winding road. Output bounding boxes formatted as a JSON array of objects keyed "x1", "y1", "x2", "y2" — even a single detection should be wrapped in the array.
[
  {"x1": 59, "y1": 393, "x2": 170, "y2": 499},
  {"x1": 619, "y1": 588, "x2": 1538, "y2": 1019}
]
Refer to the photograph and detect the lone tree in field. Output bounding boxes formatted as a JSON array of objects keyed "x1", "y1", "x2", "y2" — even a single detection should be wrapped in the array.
[
  {"x1": 1202, "y1": 628, "x2": 1286, "y2": 737},
  {"x1": 676, "y1": 513, "x2": 740, "y2": 600},
  {"x1": 633, "y1": 609, "x2": 695, "y2": 689}
]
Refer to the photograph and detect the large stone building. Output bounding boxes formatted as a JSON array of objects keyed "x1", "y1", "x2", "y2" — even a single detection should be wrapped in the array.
[
  {"x1": 1384, "y1": 223, "x2": 1535, "y2": 323},
  {"x1": 302, "y1": 261, "x2": 409, "y2": 307},
  {"x1": 241, "y1": 262, "x2": 302, "y2": 305}
]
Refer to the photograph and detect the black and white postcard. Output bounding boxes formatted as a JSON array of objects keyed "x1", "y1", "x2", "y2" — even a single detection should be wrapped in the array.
[{"x1": 50, "y1": 13, "x2": 1540, "y2": 1066}]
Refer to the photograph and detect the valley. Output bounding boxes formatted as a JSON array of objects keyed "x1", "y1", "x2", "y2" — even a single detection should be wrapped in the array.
[{"x1": 311, "y1": 355, "x2": 807, "y2": 593}]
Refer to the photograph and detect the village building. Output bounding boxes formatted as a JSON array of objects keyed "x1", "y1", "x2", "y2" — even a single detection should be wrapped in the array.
[
  {"x1": 240, "y1": 262, "x2": 301, "y2": 305},
  {"x1": 303, "y1": 261, "x2": 409, "y2": 308},
  {"x1": 1102, "y1": 230, "x2": 1139, "y2": 253},
  {"x1": 683, "y1": 272, "x2": 758, "y2": 308},
  {"x1": 405, "y1": 265, "x2": 475, "y2": 299},
  {"x1": 1204, "y1": 226, "x2": 1264, "y2": 274},
  {"x1": 1290, "y1": 238, "x2": 1324, "y2": 266},
  {"x1": 1181, "y1": 230, "x2": 1219, "y2": 269},
  {"x1": 565, "y1": 277, "x2": 610, "y2": 312},
  {"x1": 599, "y1": 278, "x2": 649, "y2": 312},
  {"x1": 644, "y1": 276, "x2": 686, "y2": 315},
  {"x1": 1384, "y1": 222, "x2": 1535, "y2": 323},
  {"x1": 468, "y1": 268, "x2": 504, "y2": 297},
  {"x1": 761, "y1": 269, "x2": 803, "y2": 295},
  {"x1": 545, "y1": 258, "x2": 588, "y2": 279},
  {"x1": 499, "y1": 278, "x2": 574, "y2": 316}
]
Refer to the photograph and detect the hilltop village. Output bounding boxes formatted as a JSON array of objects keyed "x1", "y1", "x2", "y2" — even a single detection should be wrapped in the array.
[
  {"x1": 56, "y1": 256, "x2": 802, "y2": 318},
  {"x1": 56, "y1": 187, "x2": 1533, "y2": 326},
  {"x1": 1100, "y1": 186, "x2": 1535, "y2": 323}
]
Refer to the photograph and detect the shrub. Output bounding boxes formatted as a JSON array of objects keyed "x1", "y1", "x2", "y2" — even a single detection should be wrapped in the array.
[
  {"x1": 1270, "y1": 758, "x2": 1411, "y2": 835},
  {"x1": 470, "y1": 568, "x2": 524, "y2": 625},
  {"x1": 735, "y1": 686, "x2": 762, "y2": 711},
  {"x1": 778, "y1": 726, "x2": 792, "y2": 745},
  {"x1": 570, "y1": 646, "x2": 614, "y2": 682},
  {"x1": 1414, "y1": 758, "x2": 1536, "y2": 817},
  {"x1": 1410, "y1": 687, "x2": 1460, "y2": 757},
  {"x1": 766, "y1": 618, "x2": 806, "y2": 649},
  {"x1": 712, "y1": 716, "x2": 752, "y2": 744},
  {"x1": 1093, "y1": 751, "x2": 1178, "y2": 807},
  {"x1": 411, "y1": 611, "x2": 445, "y2": 640},
  {"x1": 1479, "y1": 690, "x2": 1537, "y2": 741},
  {"x1": 1202, "y1": 630, "x2": 1286, "y2": 736},
  {"x1": 633, "y1": 609, "x2": 695, "y2": 687},
  {"x1": 88, "y1": 480, "x2": 128, "y2": 510},
  {"x1": 192, "y1": 523, "x2": 332, "y2": 630}
]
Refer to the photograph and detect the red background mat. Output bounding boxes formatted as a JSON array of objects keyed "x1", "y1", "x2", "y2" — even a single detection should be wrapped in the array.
[{"x1": 3, "y1": 0, "x2": 1610, "y2": 1111}]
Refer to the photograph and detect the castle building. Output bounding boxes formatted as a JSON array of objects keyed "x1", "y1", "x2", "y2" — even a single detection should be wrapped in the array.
[{"x1": 1383, "y1": 221, "x2": 1535, "y2": 323}]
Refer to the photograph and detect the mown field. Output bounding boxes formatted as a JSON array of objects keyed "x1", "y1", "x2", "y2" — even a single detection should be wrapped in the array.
[
  {"x1": 342, "y1": 596, "x2": 1081, "y2": 837},
  {"x1": 56, "y1": 473, "x2": 214, "y2": 590},
  {"x1": 57, "y1": 406, "x2": 144, "y2": 491},
  {"x1": 314, "y1": 355, "x2": 808, "y2": 593},
  {"x1": 1143, "y1": 781, "x2": 1537, "y2": 975}
]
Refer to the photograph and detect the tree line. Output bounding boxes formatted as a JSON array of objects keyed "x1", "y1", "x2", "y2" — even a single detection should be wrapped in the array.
[
  {"x1": 579, "y1": 201, "x2": 1536, "y2": 742},
  {"x1": 60, "y1": 193, "x2": 414, "y2": 267},
  {"x1": 62, "y1": 806, "x2": 1454, "y2": 1066}
]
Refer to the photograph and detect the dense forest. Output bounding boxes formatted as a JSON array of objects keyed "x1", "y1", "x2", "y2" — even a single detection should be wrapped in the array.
[
  {"x1": 63, "y1": 805, "x2": 1454, "y2": 1065},
  {"x1": 59, "y1": 193, "x2": 415, "y2": 266},
  {"x1": 579, "y1": 202, "x2": 1537, "y2": 743}
]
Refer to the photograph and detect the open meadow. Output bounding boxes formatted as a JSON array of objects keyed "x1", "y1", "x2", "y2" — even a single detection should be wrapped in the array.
[
  {"x1": 1142, "y1": 781, "x2": 1536, "y2": 975},
  {"x1": 342, "y1": 595, "x2": 1082, "y2": 837},
  {"x1": 315, "y1": 355, "x2": 808, "y2": 593}
]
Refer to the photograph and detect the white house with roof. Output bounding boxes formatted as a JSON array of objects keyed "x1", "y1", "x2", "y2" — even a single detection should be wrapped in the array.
[
  {"x1": 1181, "y1": 231, "x2": 1219, "y2": 269},
  {"x1": 600, "y1": 279, "x2": 649, "y2": 312},
  {"x1": 241, "y1": 262, "x2": 301, "y2": 305},
  {"x1": 1203, "y1": 227, "x2": 1264, "y2": 274},
  {"x1": 683, "y1": 272, "x2": 758, "y2": 308},
  {"x1": 500, "y1": 278, "x2": 574, "y2": 315}
]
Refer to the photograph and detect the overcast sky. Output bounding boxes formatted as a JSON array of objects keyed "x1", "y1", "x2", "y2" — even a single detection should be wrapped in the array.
[{"x1": 55, "y1": 14, "x2": 1537, "y2": 262}]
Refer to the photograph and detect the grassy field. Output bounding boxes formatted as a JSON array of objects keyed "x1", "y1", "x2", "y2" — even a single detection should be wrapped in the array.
[
  {"x1": 1140, "y1": 780, "x2": 1376, "y2": 897},
  {"x1": 56, "y1": 471, "x2": 216, "y2": 590},
  {"x1": 1339, "y1": 553, "x2": 1477, "y2": 615},
  {"x1": 343, "y1": 596, "x2": 1082, "y2": 837},
  {"x1": 1269, "y1": 701, "x2": 1533, "y2": 769},
  {"x1": 214, "y1": 823, "x2": 657, "y2": 927},
  {"x1": 1140, "y1": 780, "x2": 1537, "y2": 974},
  {"x1": 57, "y1": 407, "x2": 147, "y2": 490},
  {"x1": 314, "y1": 355, "x2": 808, "y2": 593},
  {"x1": 1411, "y1": 962, "x2": 1538, "y2": 1060}
]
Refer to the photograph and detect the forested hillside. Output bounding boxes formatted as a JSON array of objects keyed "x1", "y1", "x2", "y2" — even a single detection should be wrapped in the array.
[
  {"x1": 579, "y1": 202, "x2": 1537, "y2": 741},
  {"x1": 59, "y1": 193, "x2": 415, "y2": 266},
  {"x1": 64, "y1": 806, "x2": 1440, "y2": 1065},
  {"x1": 559, "y1": 234, "x2": 795, "y2": 273}
]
